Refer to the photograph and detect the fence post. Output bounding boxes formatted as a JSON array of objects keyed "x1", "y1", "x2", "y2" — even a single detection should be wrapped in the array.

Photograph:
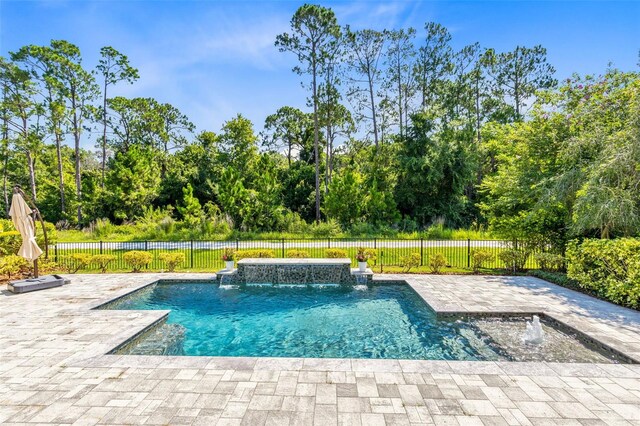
[
  {"x1": 100, "y1": 241, "x2": 103, "y2": 255},
  {"x1": 420, "y1": 238, "x2": 424, "y2": 266},
  {"x1": 190, "y1": 240, "x2": 194, "y2": 268},
  {"x1": 328, "y1": 238, "x2": 331, "y2": 249},
  {"x1": 467, "y1": 238, "x2": 471, "y2": 269},
  {"x1": 236, "y1": 239, "x2": 239, "y2": 250},
  {"x1": 281, "y1": 238, "x2": 285, "y2": 257},
  {"x1": 144, "y1": 241, "x2": 148, "y2": 251},
  {"x1": 54, "y1": 244, "x2": 58, "y2": 262}
]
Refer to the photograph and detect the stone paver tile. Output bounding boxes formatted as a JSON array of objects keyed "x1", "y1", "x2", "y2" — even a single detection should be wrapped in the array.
[
  {"x1": 317, "y1": 383, "x2": 337, "y2": 404},
  {"x1": 265, "y1": 410, "x2": 292, "y2": 426},
  {"x1": 360, "y1": 413, "x2": 386, "y2": 426},
  {"x1": 398, "y1": 384, "x2": 425, "y2": 406},
  {"x1": 515, "y1": 401, "x2": 559, "y2": 418},
  {"x1": 248, "y1": 395, "x2": 284, "y2": 411},
  {"x1": 240, "y1": 409, "x2": 268, "y2": 425},
  {"x1": 281, "y1": 396, "x2": 315, "y2": 412},
  {"x1": 607, "y1": 403, "x2": 640, "y2": 420},
  {"x1": 221, "y1": 401, "x2": 249, "y2": 419},
  {"x1": 314, "y1": 403, "x2": 337, "y2": 425},
  {"x1": 459, "y1": 399, "x2": 500, "y2": 417},
  {"x1": 547, "y1": 402, "x2": 597, "y2": 419},
  {"x1": 357, "y1": 377, "x2": 379, "y2": 397},
  {"x1": 337, "y1": 383, "x2": 358, "y2": 397},
  {"x1": 384, "y1": 412, "x2": 412, "y2": 425},
  {"x1": 337, "y1": 397, "x2": 371, "y2": 413}
]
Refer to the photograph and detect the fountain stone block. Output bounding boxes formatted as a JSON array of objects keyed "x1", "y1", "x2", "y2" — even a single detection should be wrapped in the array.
[{"x1": 233, "y1": 258, "x2": 355, "y2": 285}]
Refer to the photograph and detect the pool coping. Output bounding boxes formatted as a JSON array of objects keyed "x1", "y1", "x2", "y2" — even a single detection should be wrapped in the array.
[{"x1": 88, "y1": 275, "x2": 640, "y2": 367}]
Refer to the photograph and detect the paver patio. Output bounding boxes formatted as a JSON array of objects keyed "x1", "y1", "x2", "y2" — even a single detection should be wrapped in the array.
[{"x1": 1, "y1": 273, "x2": 639, "y2": 425}]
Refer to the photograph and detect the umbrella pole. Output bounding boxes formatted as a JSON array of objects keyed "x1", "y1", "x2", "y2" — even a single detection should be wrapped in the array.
[{"x1": 33, "y1": 259, "x2": 39, "y2": 278}]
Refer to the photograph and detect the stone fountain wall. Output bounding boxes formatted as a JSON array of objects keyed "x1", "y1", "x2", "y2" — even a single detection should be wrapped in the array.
[{"x1": 218, "y1": 258, "x2": 370, "y2": 286}]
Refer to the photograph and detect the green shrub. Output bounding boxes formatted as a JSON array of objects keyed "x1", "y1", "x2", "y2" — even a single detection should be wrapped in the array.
[
  {"x1": 0, "y1": 255, "x2": 29, "y2": 278},
  {"x1": 286, "y1": 249, "x2": 309, "y2": 258},
  {"x1": 566, "y1": 238, "x2": 640, "y2": 309},
  {"x1": 472, "y1": 249, "x2": 495, "y2": 272},
  {"x1": 123, "y1": 251, "x2": 153, "y2": 272},
  {"x1": 400, "y1": 253, "x2": 421, "y2": 272},
  {"x1": 63, "y1": 253, "x2": 93, "y2": 273},
  {"x1": 235, "y1": 249, "x2": 275, "y2": 260},
  {"x1": 429, "y1": 253, "x2": 448, "y2": 274},
  {"x1": 364, "y1": 248, "x2": 377, "y2": 265},
  {"x1": 309, "y1": 219, "x2": 342, "y2": 237},
  {"x1": 36, "y1": 257, "x2": 59, "y2": 274},
  {"x1": 158, "y1": 252, "x2": 186, "y2": 272},
  {"x1": 91, "y1": 254, "x2": 116, "y2": 273},
  {"x1": 325, "y1": 248, "x2": 348, "y2": 258},
  {"x1": 499, "y1": 249, "x2": 529, "y2": 272},
  {"x1": 534, "y1": 253, "x2": 565, "y2": 272}
]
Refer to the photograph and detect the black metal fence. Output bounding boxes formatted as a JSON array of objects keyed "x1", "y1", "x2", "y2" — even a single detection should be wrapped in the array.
[{"x1": 52, "y1": 238, "x2": 541, "y2": 272}]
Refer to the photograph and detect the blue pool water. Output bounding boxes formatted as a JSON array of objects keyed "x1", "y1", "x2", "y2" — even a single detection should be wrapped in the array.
[
  {"x1": 105, "y1": 281, "x2": 623, "y2": 362},
  {"x1": 108, "y1": 282, "x2": 513, "y2": 360}
]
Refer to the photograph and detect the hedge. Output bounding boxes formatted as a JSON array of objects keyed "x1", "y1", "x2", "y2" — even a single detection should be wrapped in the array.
[{"x1": 566, "y1": 238, "x2": 640, "y2": 309}]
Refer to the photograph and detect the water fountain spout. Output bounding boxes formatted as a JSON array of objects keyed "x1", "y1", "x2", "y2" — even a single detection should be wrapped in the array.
[{"x1": 522, "y1": 315, "x2": 545, "y2": 345}]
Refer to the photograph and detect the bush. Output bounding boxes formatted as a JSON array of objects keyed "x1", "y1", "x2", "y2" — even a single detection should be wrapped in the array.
[
  {"x1": 499, "y1": 249, "x2": 529, "y2": 272},
  {"x1": 309, "y1": 219, "x2": 342, "y2": 237},
  {"x1": 286, "y1": 249, "x2": 309, "y2": 258},
  {"x1": 534, "y1": 253, "x2": 565, "y2": 272},
  {"x1": 566, "y1": 238, "x2": 640, "y2": 309},
  {"x1": 472, "y1": 249, "x2": 495, "y2": 272},
  {"x1": 235, "y1": 249, "x2": 275, "y2": 260},
  {"x1": 400, "y1": 253, "x2": 421, "y2": 272},
  {"x1": 36, "y1": 257, "x2": 59, "y2": 274},
  {"x1": 325, "y1": 248, "x2": 348, "y2": 258},
  {"x1": 91, "y1": 254, "x2": 116, "y2": 273},
  {"x1": 429, "y1": 253, "x2": 448, "y2": 274},
  {"x1": 123, "y1": 251, "x2": 153, "y2": 272},
  {"x1": 158, "y1": 252, "x2": 185, "y2": 272},
  {"x1": 364, "y1": 248, "x2": 377, "y2": 265},
  {"x1": 0, "y1": 255, "x2": 29, "y2": 278},
  {"x1": 63, "y1": 253, "x2": 93, "y2": 273}
]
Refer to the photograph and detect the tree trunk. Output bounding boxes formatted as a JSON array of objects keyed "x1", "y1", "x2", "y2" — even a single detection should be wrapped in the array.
[
  {"x1": 55, "y1": 132, "x2": 66, "y2": 214},
  {"x1": 1, "y1": 114, "x2": 8, "y2": 216},
  {"x1": 368, "y1": 67, "x2": 379, "y2": 148},
  {"x1": 101, "y1": 77, "x2": 108, "y2": 189},
  {"x1": 312, "y1": 51, "x2": 321, "y2": 222},
  {"x1": 475, "y1": 75, "x2": 481, "y2": 144},
  {"x1": 397, "y1": 61, "x2": 403, "y2": 140},
  {"x1": 25, "y1": 150, "x2": 37, "y2": 201},
  {"x1": 72, "y1": 92, "x2": 82, "y2": 224}
]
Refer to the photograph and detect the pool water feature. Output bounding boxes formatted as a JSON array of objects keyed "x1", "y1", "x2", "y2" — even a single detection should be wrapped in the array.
[{"x1": 104, "y1": 281, "x2": 627, "y2": 362}]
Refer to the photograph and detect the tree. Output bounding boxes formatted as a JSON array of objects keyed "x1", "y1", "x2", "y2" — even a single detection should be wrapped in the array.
[
  {"x1": 344, "y1": 27, "x2": 386, "y2": 147},
  {"x1": 0, "y1": 58, "x2": 40, "y2": 201},
  {"x1": 414, "y1": 22, "x2": 452, "y2": 111},
  {"x1": 484, "y1": 45, "x2": 556, "y2": 118},
  {"x1": 51, "y1": 40, "x2": 99, "y2": 223},
  {"x1": 95, "y1": 46, "x2": 139, "y2": 188},
  {"x1": 384, "y1": 28, "x2": 416, "y2": 140},
  {"x1": 262, "y1": 106, "x2": 312, "y2": 166},
  {"x1": 276, "y1": 4, "x2": 341, "y2": 222}
]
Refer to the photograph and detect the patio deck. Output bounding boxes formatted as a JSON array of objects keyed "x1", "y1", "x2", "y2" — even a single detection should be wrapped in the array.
[{"x1": 1, "y1": 273, "x2": 639, "y2": 425}]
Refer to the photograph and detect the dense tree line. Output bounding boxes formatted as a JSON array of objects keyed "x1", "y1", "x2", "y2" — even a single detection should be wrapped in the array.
[{"x1": 1, "y1": 4, "x2": 638, "y2": 249}]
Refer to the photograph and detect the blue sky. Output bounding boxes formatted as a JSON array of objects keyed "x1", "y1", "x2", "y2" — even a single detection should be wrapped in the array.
[{"x1": 1, "y1": 0, "x2": 639, "y2": 140}]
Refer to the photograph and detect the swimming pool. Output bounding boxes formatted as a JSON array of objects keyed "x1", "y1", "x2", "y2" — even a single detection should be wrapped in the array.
[{"x1": 103, "y1": 281, "x2": 627, "y2": 362}]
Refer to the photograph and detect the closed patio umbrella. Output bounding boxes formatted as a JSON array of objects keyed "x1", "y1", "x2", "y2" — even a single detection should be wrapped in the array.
[{"x1": 9, "y1": 192, "x2": 43, "y2": 265}]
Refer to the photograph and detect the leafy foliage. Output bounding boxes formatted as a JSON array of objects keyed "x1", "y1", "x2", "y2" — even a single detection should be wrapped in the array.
[
  {"x1": 122, "y1": 250, "x2": 153, "y2": 272},
  {"x1": 91, "y1": 254, "x2": 116, "y2": 273},
  {"x1": 566, "y1": 238, "x2": 640, "y2": 309},
  {"x1": 400, "y1": 253, "x2": 421, "y2": 272},
  {"x1": 235, "y1": 249, "x2": 275, "y2": 260},
  {"x1": 286, "y1": 249, "x2": 309, "y2": 258},
  {"x1": 0, "y1": 254, "x2": 29, "y2": 278},
  {"x1": 158, "y1": 252, "x2": 185, "y2": 272},
  {"x1": 429, "y1": 253, "x2": 448, "y2": 273},
  {"x1": 498, "y1": 249, "x2": 529, "y2": 272},
  {"x1": 325, "y1": 248, "x2": 347, "y2": 258},
  {"x1": 62, "y1": 253, "x2": 92, "y2": 273},
  {"x1": 471, "y1": 249, "x2": 495, "y2": 272}
]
